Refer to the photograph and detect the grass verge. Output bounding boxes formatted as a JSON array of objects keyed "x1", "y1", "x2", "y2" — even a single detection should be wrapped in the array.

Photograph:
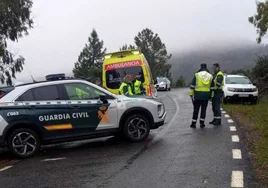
[{"x1": 223, "y1": 97, "x2": 268, "y2": 184}]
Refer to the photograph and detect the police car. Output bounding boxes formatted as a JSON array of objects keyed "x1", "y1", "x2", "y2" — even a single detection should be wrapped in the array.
[{"x1": 0, "y1": 75, "x2": 166, "y2": 158}]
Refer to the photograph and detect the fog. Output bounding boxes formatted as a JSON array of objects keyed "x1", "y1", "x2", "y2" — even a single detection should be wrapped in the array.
[{"x1": 6, "y1": 0, "x2": 258, "y2": 83}]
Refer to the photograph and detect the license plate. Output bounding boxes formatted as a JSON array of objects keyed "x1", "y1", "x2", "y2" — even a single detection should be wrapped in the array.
[{"x1": 239, "y1": 94, "x2": 249, "y2": 97}]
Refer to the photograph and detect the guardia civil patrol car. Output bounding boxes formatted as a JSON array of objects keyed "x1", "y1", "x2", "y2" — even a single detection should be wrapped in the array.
[{"x1": 0, "y1": 75, "x2": 166, "y2": 158}]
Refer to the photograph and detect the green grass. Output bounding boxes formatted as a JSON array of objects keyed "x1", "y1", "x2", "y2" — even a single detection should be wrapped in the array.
[{"x1": 223, "y1": 97, "x2": 268, "y2": 170}]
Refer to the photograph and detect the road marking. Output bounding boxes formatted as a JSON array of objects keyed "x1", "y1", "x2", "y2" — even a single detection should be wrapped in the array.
[
  {"x1": 230, "y1": 126, "x2": 237, "y2": 131},
  {"x1": 222, "y1": 111, "x2": 226, "y2": 114},
  {"x1": 220, "y1": 108, "x2": 223, "y2": 111},
  {"x1": 231, "y1": 171, "x2": 244, "y2": 187},
  {"x1": 0, "y1": 165, "x2": 13, "y2": 172},
  {"x1": 228, "y1": 119, "x2": 234, "y2": 123},
  {"x1": 225, "y1": 114, "x2": 230, "y2": 118},
  {"x1": 233, "y1": 149, "x2": 242, "y2": 159},
  {"x1": 41, "y1": 157, "x2": 66, "y2": 162},
  {"x1": 232, "y1": 135, "x2": 240, "y2": 142}
]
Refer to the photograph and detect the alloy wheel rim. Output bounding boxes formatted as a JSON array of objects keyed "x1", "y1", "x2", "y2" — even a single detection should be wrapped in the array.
[
  {"x1": 127, "y1": 118, "x2": 148, "y2": 140},
  {"x1": 12, "y1": 132, "x2": 37, "y2": 156}
]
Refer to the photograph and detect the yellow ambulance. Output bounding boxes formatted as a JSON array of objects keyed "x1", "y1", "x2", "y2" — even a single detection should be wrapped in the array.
[{"x1": 102, "y1": 49, "x2": 157, "y2": 97}]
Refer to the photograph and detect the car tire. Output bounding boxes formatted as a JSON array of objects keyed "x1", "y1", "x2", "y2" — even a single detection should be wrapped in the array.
[
  {"x1": 168, "y1": 87, "x2": 171, "y2": 91},
  {"x1": 123, "y1": 114, "x2": 150, "y2": 142},
  {"x1": 165, "y1": 85, "x2": 168, "y2": 91},
  {"x1": 250, "y1": 98, "x2": 258, "y2": 105},
  {"x1": 223, "y1": 97, "x2": 228, "y2": 104},
  {"x1": 8, "y1": 128, "x2": 40, "y2": 158}
]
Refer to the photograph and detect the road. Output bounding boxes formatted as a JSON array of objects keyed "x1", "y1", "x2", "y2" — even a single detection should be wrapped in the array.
[{"x1": 0, "y1": 89, "x2": 258, "y2": 188}]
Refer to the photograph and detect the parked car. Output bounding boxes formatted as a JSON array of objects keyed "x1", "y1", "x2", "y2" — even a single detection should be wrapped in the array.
[
  {"x1": 0, "y1": 75, "x2": 166, "y2": 158},
  {"x1": 223, "y1": 74, "x2": 258, "y2": 104},
  {"x1": 155, "y1": 77, "x2": 171, "y2": 91}
]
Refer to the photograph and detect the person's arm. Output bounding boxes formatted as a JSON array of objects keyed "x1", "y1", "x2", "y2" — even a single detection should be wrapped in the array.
[
  {"x1": 123, "y1": 86, "x2": 128, "y2": 95},
  {"x1": 189, "y1": 75, "x2": 196, "y2": 97},
  {"x1": 216, "y1": 75, "x2": 223, "y2": 89}
]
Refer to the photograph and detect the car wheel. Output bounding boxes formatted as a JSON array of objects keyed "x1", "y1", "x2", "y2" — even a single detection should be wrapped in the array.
[
  {"x1": 223, "y1": 97, "x2": 228, "y2": 104},
  {"x1": 123, "y1": 114, "x2": 150, "y2": 142},
  {"x1": 250, "y1": 98, "x2": 258, "y2": 105},
  {"x1": 165, "y1": 85, "x2": 168, "y2": 91},
  {"x1": 8, "y1": 128, "x2": 40, "y2": 158},
  {"x1": 168, "y1": 87, "x2": 171, "y2": 91}
]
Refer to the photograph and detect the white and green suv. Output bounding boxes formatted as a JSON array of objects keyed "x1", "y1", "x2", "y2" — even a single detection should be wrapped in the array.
[{"x1": 0, "y1": 79, "x2": 166, "y2": 158}]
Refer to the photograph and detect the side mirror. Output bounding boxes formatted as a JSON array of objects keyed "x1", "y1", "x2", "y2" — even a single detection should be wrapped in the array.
[{"x1": 99, "y1": 94, "x2": 108, "y2": 104}]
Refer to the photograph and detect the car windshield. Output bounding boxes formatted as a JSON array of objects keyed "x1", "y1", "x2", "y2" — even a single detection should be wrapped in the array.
[
  {"x1": 106, "y1": 66, "x2": 144, "y2": 89},
  {"x1": 157, "y1": 78, "x2": 167, "y2": 83},
  {"x1": 226, "y1": 77, "x2": 252, "y2": 84}
]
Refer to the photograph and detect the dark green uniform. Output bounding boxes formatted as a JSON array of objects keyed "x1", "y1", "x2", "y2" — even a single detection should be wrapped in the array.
[{"x1": 210, "y1": 71, "x2": 224, "y2": 125}]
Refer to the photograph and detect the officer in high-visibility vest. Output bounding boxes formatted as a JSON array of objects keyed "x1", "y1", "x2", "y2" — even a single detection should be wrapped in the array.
[
  {"x1": 119, "y1": 75, "x2": 133, "y2": 96},
  {"x1": 189, "y1": 64, "x2": 213, "y2": 128},
  {"x1": 133, "y1": 75, "x2": 145, "y2": 95},
  {"x1": 209, "y1": 63, "x2": 224, "y2": 126}
]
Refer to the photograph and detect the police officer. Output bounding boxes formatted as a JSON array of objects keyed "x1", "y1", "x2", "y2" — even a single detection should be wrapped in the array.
[
  {"x1": 189, "y1": 64, "x2": 213, "y2": 128},
  {"x1": 133, "y1": 75, "x2": 145, "y2": 95},
  {"x1": 119, "y1": 75, "x2": 133, "y2": 96},
  {"x1": 209, "y1": 63, "x2": 224, "y2": 125}
]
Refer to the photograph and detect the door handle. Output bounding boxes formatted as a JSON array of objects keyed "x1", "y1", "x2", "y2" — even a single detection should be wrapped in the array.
[{"x1": 70, "y1": 105, "x2": 80, "y2": 109}]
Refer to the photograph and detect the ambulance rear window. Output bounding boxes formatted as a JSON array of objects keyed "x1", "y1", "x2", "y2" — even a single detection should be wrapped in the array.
[{"x1": 106, "y1": 67, "x2": 144, "y2": 89}]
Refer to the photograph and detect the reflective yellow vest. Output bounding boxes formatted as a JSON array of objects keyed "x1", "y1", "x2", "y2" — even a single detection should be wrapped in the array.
[
  {"x1": 189, "y1": 71, "x2": 213, "y2": 96},
  {"x1": 214, "y1": 71, "x2": 224, "y2": 90},
  {"x1": 119, "y1": 82, "x2": 133, "y2": 96},
  {"x1": 134, "y1": 80, "x2": 142, "y2": 95}
]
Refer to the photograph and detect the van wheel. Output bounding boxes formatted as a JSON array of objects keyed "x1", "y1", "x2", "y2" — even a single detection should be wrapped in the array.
[
  {"x1": 8, "y1": 128, "x2": 40, "y2": 158},
  {"x1": 123, "y1": 114, "x2": 150, "y2": 142}
]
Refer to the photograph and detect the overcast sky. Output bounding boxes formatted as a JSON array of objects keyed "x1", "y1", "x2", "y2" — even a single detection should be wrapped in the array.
[{"x1": 8, "y1": 0, "x2": 258, "y2": 82}]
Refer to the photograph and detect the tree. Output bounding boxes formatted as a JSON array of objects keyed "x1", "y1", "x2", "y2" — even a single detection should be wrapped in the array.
[
  {"x1": 175, "y1": 76, "x2": 186, "y2": 88},
  {"x1": 134, "y1": 28, "x2": 172, "y2": 78},
  {"x1": 120, "y1": 44, "x2": 136, "y2": 51},
  {"x1": 73, "y1": 29, "x2": 106, "y2": 82},
  {"x1": 249, "y1": 1, "x2": 268, "y2": 43},
  {"x1": 251, "y1": 55, "x2": 268, "y2": 95},
  {"x1": 0, "y1": 0, "x2": 33, "y2": 85}
]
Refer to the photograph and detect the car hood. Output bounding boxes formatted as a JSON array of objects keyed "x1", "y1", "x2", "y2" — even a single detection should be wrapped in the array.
[
  {"x1": 225, "y1": 84, "x2": 256, "y2": 88},
  {"x1": 115, "y1": 95, "x2": 162, "y2": 103}
]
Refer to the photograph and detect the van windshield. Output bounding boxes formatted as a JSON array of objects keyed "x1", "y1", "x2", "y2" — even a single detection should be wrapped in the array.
[{"x1": 106, "y1": 67, "x2": 144, "y2": 89}]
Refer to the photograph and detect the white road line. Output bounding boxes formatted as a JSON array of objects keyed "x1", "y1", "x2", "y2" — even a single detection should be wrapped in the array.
[
  {"x1": 222, "y1": 111, "x2": 226, "y2": 114},
  {"x1": 230, "y1": 126, "x2": 237, "y2": 131},
  {"x1": 220, "y1": 108, "x2": 223, "y2": 111},
  {"x1": 225, "y1": 114, "x2": 230, "y2": 118},
  {"x1": 231, "y1": 171, "x2": 244, "y2": 187},
  {"x1": 0, "y1": 166, "x2": 13, "y2": 172},
  {"x1": 232, "y1": 135, "x2": 240, "y2": 142},
  {"x1": 42, "y1": 157, "x2": 66, "y2": 162},
  {"x1": 233, "y1": 149, "x2": 242, "y2": 159},
  {"x1": 228, "y1": 119, "x2": 234, "y2": 123}
]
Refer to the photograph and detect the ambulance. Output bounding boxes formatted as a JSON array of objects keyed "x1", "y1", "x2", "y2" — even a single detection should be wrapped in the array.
[{"x1": 102, "y1": 49, "x2": 157, "y2": 97}]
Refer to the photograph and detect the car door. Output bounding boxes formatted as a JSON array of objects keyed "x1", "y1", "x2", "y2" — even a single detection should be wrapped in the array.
[
  {"x1": 62, "y1": 82, "x2": 118, "y2": 137},
  {"x1": 16, "y1": 85, "x2": 73, "y2": 141}
]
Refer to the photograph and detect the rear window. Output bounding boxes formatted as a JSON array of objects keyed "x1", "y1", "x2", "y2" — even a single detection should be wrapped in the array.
[
  {"x1": 106, "y1": 67, "x2": 144, "y2": 89},
  {"x1": 0, "y1": 86, "x2": 15, "y2": 98}
]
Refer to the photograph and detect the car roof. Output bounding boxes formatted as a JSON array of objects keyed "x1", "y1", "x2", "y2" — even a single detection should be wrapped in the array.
[
  {"x1": 225, "y1": 74, "x2": 246, "y2": 78},
  {"x1": 0, "y1": 79, "x2": 116, "y2": 102}
]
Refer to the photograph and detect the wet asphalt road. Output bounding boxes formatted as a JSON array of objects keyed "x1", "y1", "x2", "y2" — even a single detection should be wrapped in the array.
[{"x1": 0, "y1": 89, "x2": 257, "y2": 188}]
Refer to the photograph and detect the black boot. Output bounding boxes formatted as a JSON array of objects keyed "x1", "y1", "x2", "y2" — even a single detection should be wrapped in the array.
[
  {"x1": 209, "y1": 119, "x2": 216, "y2": 124},
  {"x1": 213, "y1": 119, "x2": 221, "y2": 126},
  {"x1": 190, "y1": 123, "x2": 196, "y2": 128},
  {"x1": 200, "y1": 123, "x2": 205, "y2": 128}
]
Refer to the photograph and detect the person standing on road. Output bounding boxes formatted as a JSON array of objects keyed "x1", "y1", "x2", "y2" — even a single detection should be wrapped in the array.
[
  {"x1": 209, "y1": 63, "x2": 224, "y2": 126},
  {"x1": 119, "y1": 75, "x2": 133, "y2": 96},
  {"x1": 133, "y1": 75, "x2": 145, "y2": 95},
  {"x1": 189, "y1": 64, "x2": 213, "y2": 128}
]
